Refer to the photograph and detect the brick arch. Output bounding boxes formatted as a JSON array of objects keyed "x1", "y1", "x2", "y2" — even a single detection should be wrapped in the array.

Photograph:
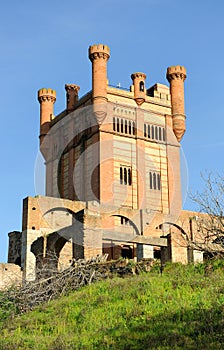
[
  {"x1": 112, "y1": 214, "x2": 140, "y2": 235},
  {"x1": 43, "y1": 207, "x2": 77, "y2": 217},
  {"x1": 163, "y1": 222, "x2": 188, "y2": 237}
]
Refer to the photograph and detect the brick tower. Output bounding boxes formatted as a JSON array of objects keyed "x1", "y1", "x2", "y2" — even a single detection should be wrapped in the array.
[{"x1": 8, "y1": 44, "x2": 204, "y2": 282}]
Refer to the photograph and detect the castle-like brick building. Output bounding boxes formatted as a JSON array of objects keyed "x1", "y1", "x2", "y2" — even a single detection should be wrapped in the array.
[{"x1": 6, "y1": 44, "x2": 205, "y2": 282}]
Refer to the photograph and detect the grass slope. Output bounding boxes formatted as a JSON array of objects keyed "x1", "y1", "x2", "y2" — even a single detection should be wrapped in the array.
[{"x1": 0, "y1": 262, "x2": 224, "y2": 350}]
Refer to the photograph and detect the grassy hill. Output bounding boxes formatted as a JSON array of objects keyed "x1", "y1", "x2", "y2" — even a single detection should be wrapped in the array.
[{"x1": 0, "y1": 261, "x2": 224, "y2": 350}]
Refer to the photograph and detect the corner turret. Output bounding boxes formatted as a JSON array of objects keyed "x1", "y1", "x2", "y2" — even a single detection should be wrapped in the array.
[
  {"x1": 88, "y1": 44, "x2": 110, "y2": 123},
  {"x1": 166, "y1": 66, "x2": 187, "y2": 142},
  {"x1": 38, "y1": 88, "x2": 56, "y2": 146},
  {"x1": 131, "y1": 72, "x2": 146, "y2": 106}
]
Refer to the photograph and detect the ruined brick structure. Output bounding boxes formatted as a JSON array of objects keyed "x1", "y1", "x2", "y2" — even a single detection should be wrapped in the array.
[{"x1": 7, "y1": 44, "x2": 205, "y2": 282}]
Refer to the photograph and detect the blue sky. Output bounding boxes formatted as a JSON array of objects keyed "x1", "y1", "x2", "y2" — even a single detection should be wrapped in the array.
[{"x1": 0, "y1": 0, "x2": 224, "y2": 262}]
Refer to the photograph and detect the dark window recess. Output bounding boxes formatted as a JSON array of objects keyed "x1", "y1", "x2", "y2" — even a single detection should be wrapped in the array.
[
  {"x1": 124, "y1": 168, "x2": 127, "y2": 185},
  {"x1": 149, "y1": 172, "x2": 153, "y2": 189},
  {"x1": 121, "y1": 217, "x2": 130, "y2": 225},
  {"x1": 132, "y1": 122, "x2": 135, "y2": 136},
  {"x1": 149, "y1": 171, "x2": 161, "y2": 191},
  {"x1": 125, "y1": 120, "x2": 128, "y2": 133},
  {"x1": 120, "y1": 166, "x2": 132, "y2": 186},
  {"x1": 151, "y1": 126, "x2": 154, "y2": 139},
  {"x1": 148, "y1": 125, "x2": 150, "y2": 138},
  {"x1": 159, "y1": 127, "x2": 162, "y2": 141},
  {"x1": 144, "y1": 123, "x2": 166, "y2": 142},
  {"x1": 157, "y1": 174, "x2": 161, "y2": 190},
  {"x1": 113, "y1": 117, "x2": 116, "y2": 131},
  {"x1": 144, "y1": 124, "x2": 147, "y2": 137},
  {"x1": 113, "y1": 117, "x2": 135, "y2": 135},
  {"x1": 121, "y1": 119, "x2": 124, "y2": 133},
  {"x1": 128, "y1": 168, "x2": 132, "y2": 185},
  {"x1": 139, "y1": 81, "x2": 144, "y2": 92},
  {"x1": 129, "y1": 121, "x2": 132, "y2": 134},
  {"x1": 155, "y1": 126, "x2": 158, "y2": 140},
  {"x1": 153, "y1": 172, "x2": 156, "y2": 189},
  {"x1": 120, "y1": 167, "x2": 123, "y2": 185},
  {"x1": 117, "y1": 118, "x2": 120, "y2": 132}
]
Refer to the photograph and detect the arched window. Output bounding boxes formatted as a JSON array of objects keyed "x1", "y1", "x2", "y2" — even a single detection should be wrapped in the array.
[
  {"x1": 139, "y1": 81, "x2": 144, "y2": 92},
  {"x1": 121, "y1": 119, "x2": 124, "y2": 133}
]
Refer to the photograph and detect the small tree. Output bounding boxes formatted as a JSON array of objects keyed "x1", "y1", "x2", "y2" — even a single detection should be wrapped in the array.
[{"x1": 190, "y1": 172, "x2": 224, "y2": 258}]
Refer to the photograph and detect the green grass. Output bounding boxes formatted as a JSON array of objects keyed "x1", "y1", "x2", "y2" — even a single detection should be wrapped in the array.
[{"x1": 0, "y1": 262, "x2": 224, "y2": 349}]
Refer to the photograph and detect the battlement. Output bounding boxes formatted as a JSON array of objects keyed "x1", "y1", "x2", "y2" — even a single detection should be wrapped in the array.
[
  {"x1": 131, "y1": 72, "x2": 146, "y2": 80},
  {"x1": 38, "y1": 88, "x2": 56, "y2": 102},
  {"x1": 166, "y1": 66, "x2": 186, "y2": 81},
  {"x1": 89, "y1": 44, "x2": 110, "y2": 60},
  {"x1": 65, "y1": 84, "x2": 80, "y2": 93}
]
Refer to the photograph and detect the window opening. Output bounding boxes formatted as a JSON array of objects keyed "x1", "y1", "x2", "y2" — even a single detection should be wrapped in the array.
[{"x1": 139, "y1": 81, "x2": 144, "y2": 92}]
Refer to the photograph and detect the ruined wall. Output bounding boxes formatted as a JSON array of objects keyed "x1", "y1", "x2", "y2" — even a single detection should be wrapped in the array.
[
  {"x1": 8, "y1": 231, "x2": 21, "y2": 265},
  {"x1": 0, "y1": 263, "x2": 22, "y2": 290}
]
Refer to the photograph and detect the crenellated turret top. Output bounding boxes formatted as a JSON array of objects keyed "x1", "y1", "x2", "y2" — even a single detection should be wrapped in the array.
[
  {"x1": 89, "y1": 44, "x2": 110, "y2": 61},
  {"x1": 166, "y1": 66, "x2": 186, "y2": 82}
]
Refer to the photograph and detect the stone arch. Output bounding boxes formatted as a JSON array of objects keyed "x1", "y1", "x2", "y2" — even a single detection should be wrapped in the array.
[
  {"x1": 30, "y1": 236, "x2": 45, "y2": 273},
  {"x1": 31, "y1": 230, "x2": 73, "y2": 274}
]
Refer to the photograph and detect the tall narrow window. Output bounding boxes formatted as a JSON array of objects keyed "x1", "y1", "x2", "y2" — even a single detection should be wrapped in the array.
[
  {"x1": 132, "y1": 122, "x2": 135, "y2": 135},
  {"x1": 113, "y1": 117, "x2": 116, "y2": 131},
  {"x1": 149, "y1": 171, "x2": 161, "y2": 191},
  {"x1": 153, "y1": 172, "x2": 157, "y2": 190},
  {"x1": 151, "y1": 126, "x2": 154, "y2": 139},
  {"x1": 163, "y1": 128, "x2": 166, "y2": 141},
  {"x1": 139, "y1": 81, "x2": 144, "y2": 92},
  {"x1": 120, "y1": 167, "x2": 123, "y2": 184},
  {"x1": 159, "y1": 127, "x2": 162, "y2": 141},
  {"x1": 120, "y1": 166, "x2": 132, "y2": 186},
  {"x1": 125, "y1": 120, "x2": 128, "y2": 134},
  {"x1": 148, "y1": 125, "x2": 150, "y2": 138},
  {"x1": 121, "y1": 119, "x2": 124, "y2": 133},
  {"x1": 144, "y1": 124, "x2": 147, "y2": 137},
  {"x1": 117, "y1": 118, "x2": 120, "y2": 132},
  {"x1": 129, "y1": 121, "x2": 132, "y2": 134},
  {"x1": 149, "y1": 172, "x2": 153, "y2": 189},
  {"x1": 124, "y1": 168, "x2": 127, "y2": 185},
  {"x1": 155, "y1": 126, "x2": 158, "y2": 140},
  {"x1": 128, "y1": 168, "x2": 132, "y2": 185},
  {"x1": 157, "y1": 174, "x2": 161, "y2": 190}
]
